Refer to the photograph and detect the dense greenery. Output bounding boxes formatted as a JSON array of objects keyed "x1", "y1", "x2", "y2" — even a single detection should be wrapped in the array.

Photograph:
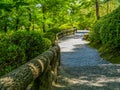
[
  {"x1": 89, "y1": 6, "x2": 120, "y2": 63},
  {"x1": 0, "y1": 0, "x2": 120, "y2": 76},
  {"x1": 44, "y1": 28, "x2": 62, "y2": 45},
  {"x1": 90, "y1": 6, "x2": 120, "y2": 47},
  {"x1": 0, "y1": 30, "x2": 51, "y2": 76},
  {"x1": 0, "y1": 0, "x2": 118, "y2": 32}
]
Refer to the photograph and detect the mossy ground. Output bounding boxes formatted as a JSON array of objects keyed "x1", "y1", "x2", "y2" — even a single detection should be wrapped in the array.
[
  {"x1": 103, "y1": 54, "x2": 120, "y2": 64},
  {"x1": 89, "y1": 42, "x2": 120, "y2": 64}
]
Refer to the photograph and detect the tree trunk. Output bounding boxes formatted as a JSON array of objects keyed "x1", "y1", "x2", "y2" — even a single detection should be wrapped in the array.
[
  {"x1": 32, "y1": 19, "x2": 35, "y2": 30},
  {"x1": 15, "y1": 18, "x2": 19, "y2": 31},
  {"x1": 107, "y1": 1, "x2": 109, "y2": 14},
  {"x1": 42, "y1": 5, "x2": 46, "y2": 32},
  {"x1": 95, "y1": 0, "x2": 100, "y2": 20},
  {"x1": 27, "y1": 8, "x2": 32, "y2": 31},
  {"x1": 4, "y1": 16, "x2": 7, "y2": 32},
  {"x1": 4, "y1": 23, "x2": 7, "y2": 32}
]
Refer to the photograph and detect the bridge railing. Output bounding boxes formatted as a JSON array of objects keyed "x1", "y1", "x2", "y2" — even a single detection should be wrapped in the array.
[
  {"x1": 0, "y1": 45, "x2": 60, "y2": 90},
  {"x1": 0, "y1": 28, "x2": 76, "y2": 90},
  {"x1": 56, "y1": 28, "x2": 76, "y2": 41}
]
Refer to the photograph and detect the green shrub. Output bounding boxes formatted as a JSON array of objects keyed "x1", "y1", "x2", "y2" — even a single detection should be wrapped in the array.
[
  {"x1": 0, "y1": 30, "x2": 52, "y2": 76},
  {"x1": 42, "y1": 38, "x2": 52, "y2": 49},
  {"x1": 44, "y1": 32, "x2": 55, "y2": 45},
  {"x1": 59, "y1": 24, "x2": 73, "y2": 30},
  {"x1": 89, "y1": 6, "x2": 120, "y2": 49},
  {"x1": 47, "y1": 28, "x2": 61, "y2": 34},
  {"x1": 9, "y1": 30, "x2": 48, "y2": 60},
  {"x1": 44, "y1": 28, "x2": 61, "y2": 45},
  {"x1": 0, "y1": 42, "x2": 26, "y2": 76},
  {"x1": 0, "y1": 43, "x2": 26, "y2": 63}
]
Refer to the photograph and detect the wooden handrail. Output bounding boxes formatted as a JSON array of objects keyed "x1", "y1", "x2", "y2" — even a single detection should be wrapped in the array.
[
  {"x1": 0, "y1": 45, "x2": 60, "y2": 90},
  {"x1": 0, "y1": 28, "x2": 76, "y2": 90},
  {"x1": 55, "y1": 28, "x2": 76, "y2": 41}
]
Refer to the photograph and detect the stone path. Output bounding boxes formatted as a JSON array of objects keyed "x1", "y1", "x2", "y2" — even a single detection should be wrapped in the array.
[{"x1": 52, "y1": 31, "x2": 120, "y2": 90}]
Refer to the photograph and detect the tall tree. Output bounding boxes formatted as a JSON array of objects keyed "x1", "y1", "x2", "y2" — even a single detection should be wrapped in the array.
[{"x1": 95, "y1": 0, "x2": 100, "y2": 20}]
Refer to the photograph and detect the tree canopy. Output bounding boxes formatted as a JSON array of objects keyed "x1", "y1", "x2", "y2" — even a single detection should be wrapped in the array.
[
  {"x1": 0, "y1": 0, "x2": 120, "y2": 76},
  {"x1": 0, "y1": 0, "x2": 119, "y2": 32}
]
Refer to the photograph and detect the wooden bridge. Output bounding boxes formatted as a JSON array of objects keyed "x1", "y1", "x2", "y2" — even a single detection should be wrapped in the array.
[{"x1": 0, "y1": 29, "x2": 120, "y2": 90}]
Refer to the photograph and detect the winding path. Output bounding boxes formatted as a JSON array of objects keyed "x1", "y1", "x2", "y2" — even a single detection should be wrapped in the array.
[{"x1": 52, "y1": 31, "x2": 120, "y2": 90}]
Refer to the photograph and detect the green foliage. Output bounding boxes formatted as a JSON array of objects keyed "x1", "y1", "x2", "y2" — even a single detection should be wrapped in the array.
[
  {"x1": 0, "y1": 3, "x2": 13, "y2": 11},
  {"x1": 0, "y1": 0, "x2": 119, "y2": 76},
  {"x1": 44, "y1": 32, "x2": 55, "y2": 45},
  {"x1": 47, "y1": 28, "x2": 61, "y2": 34},
  {"x1": 0, "y1": 43, "x2": 25, "y2": 63},
  {"x1": 59, "y1": 24, "x2": 73, "y2": 30},
  {"x1": 89, "y1": 7, "x2": 120, "y2": 64},
  {"x1": 89, "y1": 6, "x2": 120, "y2": 63},
  {"x1": 44, "y1": 28, "x2": 61, "y2": 45},
  {"x1": 0, "y1": 0, "x2": 119, "y2": 32},
  {"x1": 42, "y1": 38, "x2": 52, "y2": 50},
  {"x1": 0, "y1": 30, "x2": 52, "y2": 76},
  {"x1": 10, "y1": 30, "x2": 51, "y2": 60},
  {"x1": 90, "y1": 6, "x2": 120, "y2": 49},
  {"x1": 78, "y1": 20, "x2": 91, "y2": 30}
]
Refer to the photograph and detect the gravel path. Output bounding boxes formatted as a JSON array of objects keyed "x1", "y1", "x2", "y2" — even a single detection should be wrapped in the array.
[{"x1": 52, "y1": 31, "x2": 120, "y2": 90}]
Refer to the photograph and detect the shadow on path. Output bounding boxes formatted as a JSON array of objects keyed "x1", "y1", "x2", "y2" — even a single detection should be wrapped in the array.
[
  {"x1": 52, "y1": 31, "x2": 120, "y2": 90},
  {"x1": 53, "y1": 65, "x2": 120, "y2": 90}
]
